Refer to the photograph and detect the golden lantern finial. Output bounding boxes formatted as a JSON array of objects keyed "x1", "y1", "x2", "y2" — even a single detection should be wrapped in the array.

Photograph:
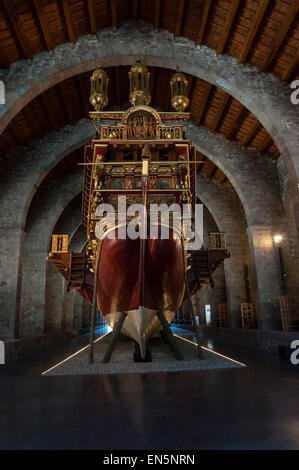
[
  {"x1": 128, "y1": 57, "x2": 151, "y2": 107},
  {"x1": 89, "y1": 66, "x2": 109, "y2": 111},
  {"x1": 170, "y1": 68, "x2": 189, "y2": 112}
]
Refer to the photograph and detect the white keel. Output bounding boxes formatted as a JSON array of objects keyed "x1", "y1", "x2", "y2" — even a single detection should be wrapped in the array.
[{"x1": 104, "y1": 307, "x2": 175, "y2": 354}]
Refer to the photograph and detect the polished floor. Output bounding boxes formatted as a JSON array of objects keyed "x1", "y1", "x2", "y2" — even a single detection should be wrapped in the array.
[{"x1": 0, "y1": 328, "x2": 298, "y2": 450}]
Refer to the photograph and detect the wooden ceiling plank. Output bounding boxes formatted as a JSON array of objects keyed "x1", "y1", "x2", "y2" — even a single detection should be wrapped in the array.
[
  {"x1": 262, "y1": 0, "x2": 299, "y2": 72},
  {"x1": 132, "y1": 0, "x2": 138, "y2": 19},
  {"x1": 195, "y1": 0, "x2": 211, "y2": 45},
  {"x1": 209, "y1": 165, "x2": 218, "y2": 179},
  {"x1": 9, "y1": 122, "x2": 26, "y2": 146},
  {"x1": 238, "y1": 0, "x2": 270, "y2": 64},
  {"x1": 62, "y1": 0, "x2": 76, "y2": 43},
  {"x1": 281, "y1": 46, "x2": 299, "y2": 81},
  {"x1": 87, "y1": 0, "x2": 97, "y2": 34},
  {"x1": 210, "y1": 94, "x2": 230, "y2": 133},
  {"x1": 194, "y1": 82, "x2": 213, "y2": 126},
  {"x1": 2, "y1": 0, "x2": 31, "y2": 59},
  {"x1": 111, "y1": 0, "x2": 117, "y2": 28},
  {"x1": 241, "y1": 119, "x2": 261, "y2": 146},
  {"x1": 58, "y1": 83, "x2": 75, "y2": 124},
  {"x1": 76, "y1": 76, "x2": 90, "y2": 117},
  {"x1": 40, "y1": 93, "x2": 59, "y2": 130},
  {"x1": 23, "y1": 106, "x2": 42, "y2": 139},
  {"x1": 174, "y1": 0, "x2": 185, "y2": 37},
  {"x1": 154, "y1": 0, "x2": 161, "y2": 29},
  {"x1": 257, "y1": 134, "x2": 272, "y2": 153},
  {"x1": 226, "y1": 105, "x2": 247, "y2": 140},
  {"x1": 216, "y1": 0, "x2": 241, "y2": 55},
  {"x1": 33, "y1": 0, "x2": 53, "y2": 51}
]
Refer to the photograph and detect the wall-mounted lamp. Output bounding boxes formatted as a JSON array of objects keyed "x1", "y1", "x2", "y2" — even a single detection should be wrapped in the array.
[{"x1": 274, "y1": 234, "x2": 283, "y2": 244}]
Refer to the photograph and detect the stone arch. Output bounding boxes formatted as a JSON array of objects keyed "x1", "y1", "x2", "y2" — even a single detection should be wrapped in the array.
[
  {"x1": 1, "y1": 22, "x2": 298, "y2": 184},
  {"x1": 18, "y1": 171, "x2": 82, "y2": 337},
  {"x1": 197, "y1": 173, "x2": 253, "y2": 328}
]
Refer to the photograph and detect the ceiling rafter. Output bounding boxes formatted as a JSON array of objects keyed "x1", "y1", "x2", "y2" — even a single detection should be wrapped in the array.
[
  {"x1": 40, "y1": 93, "x2": 59, "y2": 131},
  {"x1": 174, "y1": 0, "x2": 185, "y2": 37},
  {"x1": 241, "y1": 119, "x2": 261, "y2": 147},
  {"x1": 2, "y1": 0, "x2": 31, "y2": 59},
  {"x1": 23, "y1": 106, "x2": 42, "y2": 139},
  {"x1": 111, "y1": 0, "x2": 118, "y2": 29},
  {"x1": 87, "y1": 0, "x2": 97, "y2": 34},
  {"x1": 76, "y1": 76, "x2": 89, "y2": 117},
  {"x1": 226, "y1": 106, "x2": 248, "y2": 140},
  {"x1": 210, "y1": 94, "x2": 230, "y2": 133},
  {"x1": 257, "y1": 134, "x2": 272, "y2": 154},
  {"x1": 62, "y1": 0, "x2": 76, "y2": 43},
  {"x1": 9, "y1": 122, "x2": 26, "y2": 147},
  {"x1": 194, "y1": 82, "x2": 213, "y2": 126},
  {"x1": 58, "y1": 83, "x2": 75, "y2": 124},
  {"x1": 154, "y1": 0, "x2": 161, "y2": 29},
  {"x1": 238, "y1": 0, "x2": 270, "y2": 64},
  {"x1": 261, "y1": 0, "x2": 299, "y2": 72},
  {"x1": 281, "y1": 46, "x2": 299, "y2": 81},
  {"x1": 33, "y1": 0, "x2": 53, "y2": 50},
  {"x1": 195, "y1": 0, "x2": 211, "y2": 45},
  {"x1": 132, "y1": 0, "x2": 138, "y2": 19},
  {"x1": 216, "y1": 0, "x2": 241, "y2": 55}
]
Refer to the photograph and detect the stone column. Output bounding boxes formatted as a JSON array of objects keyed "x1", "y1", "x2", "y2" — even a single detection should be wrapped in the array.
[
  {"x1": 61, "y1": 287, "x2": 75, "y2": 332},
  {"x1": 44, "y1": 263, "x2": 64, "y2": 333},
  {"x1": 247, "y1": 226, "x2": 281, "y2": 330},
  {"x1": 73, "y1": 291, "x2": 84, "y2": 333},
  {"x1": 0, "y1": 226, "x2": 24, "y2": 337}
]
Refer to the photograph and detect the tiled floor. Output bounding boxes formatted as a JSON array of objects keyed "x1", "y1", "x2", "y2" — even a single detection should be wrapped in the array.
[{"x1": 0, "y1": 328, "x2": 298, "y2": 450}]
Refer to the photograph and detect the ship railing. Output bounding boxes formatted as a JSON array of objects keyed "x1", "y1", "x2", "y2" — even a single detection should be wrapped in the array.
[
  {"x1": 98, "y1": 125, "x2": 183, "y2": 140},
  {"x1": 208, "y1": 232, "x2": 226, "y2": 250}
]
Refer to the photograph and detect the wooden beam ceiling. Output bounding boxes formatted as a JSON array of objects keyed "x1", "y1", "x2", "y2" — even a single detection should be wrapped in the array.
[
  {"x1": 210, "y1": 94, "x2": 230, "y2": 133},
  {"x1": 195, "y1": 0, "x2": 211, "y2": 45},
  {"x1": 0, "y1": 65, "x2": 280, "y2": 167},
  {"x1": 241, "y1": 119, "x2": 261, "y2": 147},
  {"x1": 87, "y1": 0, "x2": 97, "y2": 34},
  {"x1": 194, "y1": 82, "x2": 212, "y2": 126},
  {"x1": 154, "y1": 0, "x2": 161, "y2": 29},
  {"x1": 281, "y1": 47, "x2": 299, "y2": 81},
  {"x1": 174, "y1": 0, "x2": 185, "y2": 38},
  {"x1": 226, "y1": 106, "x2": 247, "y2": 140},
  {"x1": 33, "y1": 0, "x2": 53, "y2": 51},
  {"x1": 216, "y1": 0, "x2": 241, "y2": 55},
  {"x1": 261, "y1": 0, "x2": 299, "y2": 72},
  {"x1": 238, "y1": 0, "x2": 270, "y2": 64},
  {"x1": 2, "y1": 0, "x2": 31, "y2": 59},
  {"x1": 62, "y1": 0, "x2": 76, "y2": 43},
  {"x1": 132, "y1": 0, "x2": 138, "y2": 19},
  {"x1": 111, "y1": 0, "x2": 118, "y2": 29}
]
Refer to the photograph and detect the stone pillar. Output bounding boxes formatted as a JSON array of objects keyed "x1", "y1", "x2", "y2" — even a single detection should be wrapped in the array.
[
  {"x1": 247, "y1": 226, "x2": 281, "y2": 330},
  {"x1": 0, "y1": 226, "x2": 24, "y2": 337},
  {"x1": 73, "y1": 291, "x2": 84, "y2": 333},
  {"x1": 62, "y1": 287, "x2": 75, "y2": 332},
  {"x1": 44, "y1": 263, "x2": 64, "y2": 333}
]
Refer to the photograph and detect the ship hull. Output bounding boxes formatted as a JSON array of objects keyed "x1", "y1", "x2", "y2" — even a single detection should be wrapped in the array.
[{"x1": 97, "y1": 229, "x2": 185, "y2": 348}]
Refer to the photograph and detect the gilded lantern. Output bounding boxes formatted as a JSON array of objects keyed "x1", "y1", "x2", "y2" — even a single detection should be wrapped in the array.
[
  {"x1": 90, "y1": 68, "x2": 109, "y2": 110},
  {"x1": 128, "y1": 59, "x2": 151, "y2": 106},
  {"x1": 170, "y1": 70, "x2": 189, "y2": 112}
]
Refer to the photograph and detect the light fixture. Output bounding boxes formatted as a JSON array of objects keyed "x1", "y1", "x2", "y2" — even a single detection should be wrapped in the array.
[
  {"x1": 274, "y1": 234, "x2": 283, "y2": 244},
  {"x1": 89, "y1": 67, "x2": 109, "y2": 110},
  {"x1": 169, "y1": 68, "x2": 189, "y2": 112},
  {"x1": 128, "y1": 58, "x2": 151, "y2": 106}
]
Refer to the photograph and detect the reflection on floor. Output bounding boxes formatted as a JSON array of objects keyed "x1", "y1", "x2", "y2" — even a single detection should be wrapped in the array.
[{"x1": 0, "y1": 327, "x2": 298, "y2": 450}]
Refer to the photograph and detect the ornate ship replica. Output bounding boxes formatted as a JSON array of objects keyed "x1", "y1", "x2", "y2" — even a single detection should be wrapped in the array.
[{"x1": 48, "y1": 60, "x2": 229, "y2": 363}]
